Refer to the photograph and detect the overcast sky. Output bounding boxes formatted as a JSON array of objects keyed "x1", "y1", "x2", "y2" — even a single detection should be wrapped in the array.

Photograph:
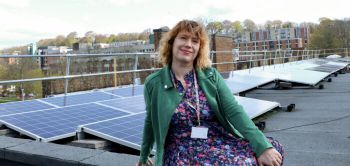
[{"x1": 0, "y1": 0, "x2": 348, "y2": 49}]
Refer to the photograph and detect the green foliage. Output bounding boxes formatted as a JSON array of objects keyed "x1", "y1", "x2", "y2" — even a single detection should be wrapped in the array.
[
  {"x1": 0, "y1": 61, "x2": 7, "y2": 80},
  {"x1": 21, "y1": 69, "x2": 43, "y2": 98},
  {"x1": 243, "y1": 19, "x2": 257, "y2": 32},
  {"x1": 2, "y1": 58, "x2": 43, "y2": 98},
  {"x1": 309, "y1": 18, "x2": 350, "y2": 49},
  {"x1": 206, "y1": 21, "x2": 223, "y2": 35},
  {"x1": 232, "y1": 21, "x2": 243, "y2": 33}
]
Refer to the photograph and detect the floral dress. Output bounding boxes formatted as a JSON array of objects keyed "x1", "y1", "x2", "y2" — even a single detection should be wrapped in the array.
[{"x1": 163, "y1": 70, "x2": 284, "y2": 166}]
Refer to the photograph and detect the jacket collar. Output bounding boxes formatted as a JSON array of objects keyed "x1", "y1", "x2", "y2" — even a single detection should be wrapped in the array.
[{"x1": 160, "y1": 65, "x2": 213, "y2": 90}]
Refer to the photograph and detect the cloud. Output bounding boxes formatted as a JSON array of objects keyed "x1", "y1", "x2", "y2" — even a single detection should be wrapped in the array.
[
  {"x1": 0, "y1": 8, "x2": 79, "y2": 49},
  {"x1": 0, "y1": 0, "x2": 30, "y2": 8},
  {"x1": 86, "y1": 0, "x2": 148, "y2": 7}
]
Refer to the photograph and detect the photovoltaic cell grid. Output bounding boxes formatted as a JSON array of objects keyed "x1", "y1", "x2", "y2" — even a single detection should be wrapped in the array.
[
  {"x1": 105, "y1": 85, "x2": 144, "y2": 97},
  {"x1": 81, "y1": 112, "x2": 146, "y2": 151},
  {"x1": 97, "y1": 95, "x2": 145, "y2": 113},
  {"x1": 41, "y1": 91, "x2": 119, "y2": 107},
  {"x1": 81, "y1": 96, "x2": 280, "y2": 151},
  {"x1": 0, "y1": 103, "x2": 128, "y2": 141},
  {"x1": 305, "y1": 62, "x2": 347, "y2": 73},
  {"x1": 306, "y1": 66, "x2": 339, "y2": 73},
  {"x1": 0, "y1": 100, "x2": 54, "y2": 117}
]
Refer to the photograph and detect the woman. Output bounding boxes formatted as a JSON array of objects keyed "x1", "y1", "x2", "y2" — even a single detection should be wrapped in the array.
[{"x1": 138, "y1": 20, "x2": 284, "y2": 166}]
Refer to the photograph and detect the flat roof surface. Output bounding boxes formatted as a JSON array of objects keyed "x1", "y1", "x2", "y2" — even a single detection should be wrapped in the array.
[{"x1": 246, "y1": 71, "x2": 350, "y2": 166}]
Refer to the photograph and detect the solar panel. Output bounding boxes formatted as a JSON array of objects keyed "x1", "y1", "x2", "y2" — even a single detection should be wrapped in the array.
[
  {"x1": 305, "y1": 66, "x2": 338, "y2": 73},
  {"x1": 237, "y1": 66, "x2": 329, "y2": 86},
  {"x1": 41, "y1": 91, "x2": 118, "y2": 107},
  {"x1": 105, "y1": 85, "x2": 144, "y2": 97},
  {"x1": 325, "y1": 61, "x2": 348, "y2": 68},
  {"x1": 224, "y1": 72, "x2": 275, "y2": 94},
  {"x1": 0, "y1": 100, "x2": 55, "y2": 117},
  {"x1": 0, "y1": 103, "x2": 129, "y2": 142},
  {"x1": 234, "y1": 96, "x2": 280, "y2": 119},
  {"x1": 80, "y1": 112, "x2": 146, "y2": 151},
  {"x1": 79, "y1": 96, "x2": 280, "y2": 151},
  {"x1": 97, "y1": 95, "x2": 145, "y2": 113}
]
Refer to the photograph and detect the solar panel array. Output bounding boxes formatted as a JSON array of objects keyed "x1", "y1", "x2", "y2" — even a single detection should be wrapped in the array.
[
  {"x1": 0, "y1": 58, "x2": 347, "y2": 151},
  {"x1": 0, "y1": 85, "x2": 142, "y2": 141},
  {"x1": 0, "y1": 103, "x2": 128, "y2": 141},
  {"x1": 79, "y1": 95, "x2": 280, "y2": 151},
  {"x1": 232, "y1": 59, "x2": 348, "y2": 86}
]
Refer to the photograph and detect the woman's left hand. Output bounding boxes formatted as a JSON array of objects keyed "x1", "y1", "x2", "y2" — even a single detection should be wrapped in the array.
[{"x1": 257, "y1": 148, "x2": 282, "y2": 166}]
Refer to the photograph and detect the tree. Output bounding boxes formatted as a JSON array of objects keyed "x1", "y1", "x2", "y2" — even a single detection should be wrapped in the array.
[
  {"x1": 67, "y1": 32, "x2": 78, "y2": 39},
  {"x1": 0, "y1": 60, "x2": 7, "y2": 80},
  {"x1": 83, "y1": 31, "x2": 96, "y2": 43},
  {"x1": 108, "y1": 34, "x2": 117, "y2": 43},
  {"x1": 264, "y1": 20, "x2": 273, "y2": 29},
  {"x1": 206, "y1": 21, "x2": 223, "y2": 35},
  {"x1": 282, "y1": 21, "x2": 295, "y2": 28},
  {"x1": 309, "y1": 18, "x2": 342, "y2": 49},
  {"x1": 94, "y1": 34, "x2": 109, "y2": 43},
  {"x1": 4, "y1": 58, "x2": 43, "y2": 98},
  {"x1": 271, "y1": 20, "x2": 282, "y2": 29},
  {"x1": 0, "y1": 61, "x2": 9, "y2": 95},
  {"x1": 333, "y1": 19, "x2": 350, "y2": 48},
  {"x1": 243, "y1": 19, "x2": 257, "y2": 32},
  {"x1": 55, "y1": 35, "x2": 66, "y2": 46},
  {"x1": 138, "y1": 29, "x2": 151, "y2": 40},
  {"x1": 232, "y1": 21, "x2": 243, "y2": 33},
  {"x1": 65, "y1": 32, "x2": 78, "y2": 47},
  {"x1": 194, "y1": 16, "x2": 210, "y2": 27},
  {"x1": 222, "y1": 20, "x2": 233, "y2": 35}
]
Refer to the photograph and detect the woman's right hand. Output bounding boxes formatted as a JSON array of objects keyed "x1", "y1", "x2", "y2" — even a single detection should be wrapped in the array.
[{"x1": 136, "y1": 159, "x2": 153, "y2": 166}]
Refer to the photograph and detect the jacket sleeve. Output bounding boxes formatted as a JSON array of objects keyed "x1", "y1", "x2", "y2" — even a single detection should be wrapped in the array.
[
  {"x1": 138, "y1": 83, "x2": 155, "y2": 164},
  {"x1": 214, "y1": 69, "x2": 272, "y2": 157}
]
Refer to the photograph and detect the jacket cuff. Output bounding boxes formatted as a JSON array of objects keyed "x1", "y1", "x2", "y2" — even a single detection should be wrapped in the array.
[
  {"x1": 255, "y1": 143, "x2": 273, "y2": 158},
  {"x1": 138, "y1": 156, "x2": 148, "y2": 164}
]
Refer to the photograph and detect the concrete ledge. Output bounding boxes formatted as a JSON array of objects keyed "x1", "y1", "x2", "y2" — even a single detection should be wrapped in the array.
[{"x1": 0, "y1": 136, "x2": 139, "y2": 166}]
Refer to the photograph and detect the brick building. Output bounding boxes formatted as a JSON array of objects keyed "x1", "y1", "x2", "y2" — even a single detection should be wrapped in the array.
[
  {"x1": 235, "y1": 26, "x2": 309, "y2": 51},
  {"x1": 210, "y1": 34, "x2": 235, "y2": 72}
]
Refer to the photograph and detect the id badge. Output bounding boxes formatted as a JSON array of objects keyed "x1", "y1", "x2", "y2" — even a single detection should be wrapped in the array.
[{"x1": 191, "y1": 127, "x2": 208, "y2": 139}]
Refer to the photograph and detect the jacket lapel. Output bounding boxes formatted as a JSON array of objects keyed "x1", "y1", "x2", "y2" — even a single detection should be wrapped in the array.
[
  {"x1": 158, "y1": 66, "x2": 181, "y2": 132},
  {"x1": 196, "y1": 67, "x2": 220, "y2": 115}
]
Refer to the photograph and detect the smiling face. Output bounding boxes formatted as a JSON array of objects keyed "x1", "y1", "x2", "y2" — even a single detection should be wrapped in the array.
[{"x1": 171, "y1": 31, "x2": 200, "y2": 66}]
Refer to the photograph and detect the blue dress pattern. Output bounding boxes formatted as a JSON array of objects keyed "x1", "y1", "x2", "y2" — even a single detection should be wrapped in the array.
[{"x1": 163, "y1": 70, "x2": 284, "y2": 166}]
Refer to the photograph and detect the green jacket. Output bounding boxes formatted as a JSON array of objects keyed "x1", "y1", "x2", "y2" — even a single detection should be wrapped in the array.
[{"x1": 139, "y1": 65, "x2": 272, "y2": 165}]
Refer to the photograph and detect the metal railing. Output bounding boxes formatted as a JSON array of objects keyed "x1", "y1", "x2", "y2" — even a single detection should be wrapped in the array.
[{"x1": 0, "y1": 48, "x2": 349, "y2": 102}]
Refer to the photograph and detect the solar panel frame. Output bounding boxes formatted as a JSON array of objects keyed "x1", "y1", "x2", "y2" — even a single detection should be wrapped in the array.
[
  {"x1": 41, "y1": 91, "x2": 119, "y2": 107},
  {"x1": 104, "y1": 85, "x2": 144, "y2": 97}
]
